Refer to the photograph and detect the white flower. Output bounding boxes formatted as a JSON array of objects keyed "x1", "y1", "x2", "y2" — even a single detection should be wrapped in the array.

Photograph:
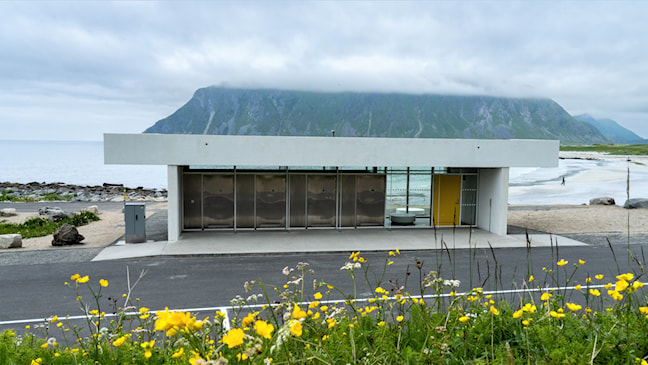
[{"x1": 443, "y1": 279, "x2": 461, "y2": 288}]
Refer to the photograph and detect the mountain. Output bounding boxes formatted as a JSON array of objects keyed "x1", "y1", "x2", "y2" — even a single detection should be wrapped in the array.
[
  {"x1": 144, "y1": 87, "x2": 608, "y2": 144},
  {"x1": 573, "y1": 114, "x2": 646, "y2": 144}
]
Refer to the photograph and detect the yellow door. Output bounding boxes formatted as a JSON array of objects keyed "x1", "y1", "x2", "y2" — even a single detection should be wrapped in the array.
[{"x1": 433, "y1": 175, "x2": 461, "y2": 226}]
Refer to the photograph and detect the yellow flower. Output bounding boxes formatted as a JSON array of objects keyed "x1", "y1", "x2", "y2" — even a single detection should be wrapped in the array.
[
  {"x1": 313, "y1": 292, "x2": 323, "y2": 300},
  {"x1": 522, "y1": 303, "x2": 537, "y2": 313},
  {"x1": 617, "y1": 273, "x2": 634, "y2": 282},
  {"x1": 139, "y1": 307, "x2": 149, "y2": 314},
  {"x1": 639, "y1": 307, "x2": 648, "y2": 315},
  {"x1": 377, "y1": 321, "x2": 386, "y2": 327},
  {"x1": 375, "y1": 286, "x2": 386, "y2": 294},
  {"x1": 242, "y1": 312, "x2": 256, "y2": 328},
  {"x1": 566, "y1": 303, "x2": 582, "y2": 312},
  {"x1": 550, "y1": 310, "x2": 565, "y2": 319},
  {"x1": 512, "y1": 309, "x2": 523, "y2": 319},
  {"x1": 458, "y1": 316, "x2": 469, "y2": 323},
  {"x1": 140, "y1": 340, "x2": 155, "y2": 359},
  {"x1": 589, "y1": 289, "x2": 601, "y2": 296},
  {"x1": 586, "y1": 277, "x2": 592, "y2": 283},
  {"x1": 70, "y1": 274, "x2": 80, "y2": 281},
  {"x1": 222, "y1": 328, "x2": 245, "y2": 348},
  {"x1": 31, "y1": 358, "x2": 42, "y2": 365},
  {"x1": 50, "y1": 315, "x2": 58, "y2": 323},
  {"x1": 528, "y1": 275, "x2": 534, "y2": 282},
  {"x1": 171, "y1": 348, "x2": 184, "y2": 359},
  {"x1": 290, "y1": 320, "x2": 303, "y2": 337},
  {"x1": 574, "y1": 284, "x2": 581, "y2": 291},
  {"x1": 489, "y1": 306, "x2": 499, "y2": 316},
  {"x1": 292, "y1": 305, "x2": 307, "y2": 320},
  {"x1": 237, "y1": 353, "x2": 249, "y2": 361},
  {"x1": 604, "y1": 283, "x2": 613, "y2": 289},
  {"x1": 522, "y1": 319, "x2": 530, "y2": 326},
  {"x1": 113, "y1": 335, "x2": 128, "y2": 347},
  {"x1": 578, "y1": 259, "x2": 585, "y2": 265},
  {"x1": 99, "y1": 279, "x2": 108, "y2": 287},
  {"x1": 388, "y1": 251, "x2": 396, "y2": 256},
  {"x1": 615, "y1": 279, "x2": 629, "y2": 292},
  {"x1": 358, "y1": 257, "x2": 365, "y2": 263},
  {"x1": 608, "y1": 290, "x2": 623, "y2": 301},
  {"x1": 254, "y1": 320, "x2": 275, "y2": 339},
  {"x1": 320, "y1": 305, "x2": 328, "y2": 312},
  {"x1": 557, "y1": 259, "x2": 568, "y2": 267},
  {"x1": 595, "y1": 274, "x2": 604, "y2": 280},
  {"x1": 541, "y1": 292, "x2": 552, "y2": 301},
  {"x1": 633, "y1": 281, "x2": 644, "y2": 290},
  {"x1": 396, "y1": 315, "x2": 404, "y2": 322},
  {"x1": 77, "y1": 275, "x2": 89, "y2": 284},
  {"x1": 349, "y1": 251, "x2": 360, "y2": 261}
]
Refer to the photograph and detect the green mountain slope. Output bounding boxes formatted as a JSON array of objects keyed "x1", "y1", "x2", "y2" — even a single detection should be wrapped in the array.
[
  {"x1": 144, "y1": 87, "x2": 608, "y2": 144},
  {"x1": 573, "y1": 114, "x2": 646, "y2": 144}
]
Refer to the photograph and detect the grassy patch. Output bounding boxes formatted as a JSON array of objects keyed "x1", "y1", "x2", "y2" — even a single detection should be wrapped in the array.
[
  {"x1": 0, "y1": 190, "x2": 75, "y2": 202},
  {"x1": 0, "y1": 211, "x2": 99, "y2": 238},
  {"x1": 561, "y1": 143, "x2": 648, "y2": 155}
]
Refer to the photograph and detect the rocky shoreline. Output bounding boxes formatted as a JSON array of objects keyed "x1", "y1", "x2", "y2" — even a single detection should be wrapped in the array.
[{"x1": 0, "y1": 182, "x2": 167, "y2": 202}]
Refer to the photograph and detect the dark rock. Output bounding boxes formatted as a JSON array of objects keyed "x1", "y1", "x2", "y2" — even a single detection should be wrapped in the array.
[
  {"x1": 624, "y1": 198, "x2": 648, "y2": 209},
  {"x1": 51, "y1": 224, "x2": 85, "y2": 246},
  {"x1": 589, "y1": 197, "x2": 616, "y2": 206}
]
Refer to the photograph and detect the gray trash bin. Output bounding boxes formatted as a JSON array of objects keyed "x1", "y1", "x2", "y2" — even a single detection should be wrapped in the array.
[{"x1": 125, "y1": 203, "x2": 146, "y2": 243}]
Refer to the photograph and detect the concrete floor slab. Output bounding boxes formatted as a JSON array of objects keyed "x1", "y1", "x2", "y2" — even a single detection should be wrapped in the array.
[{"x1": 92, "y1": 228, "x2": 588, "y2": 261}]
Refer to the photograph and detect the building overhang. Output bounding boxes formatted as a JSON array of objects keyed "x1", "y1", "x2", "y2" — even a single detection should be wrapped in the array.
[{"x1": 104, "y1": 133, "x2": 559, "y2": 168}]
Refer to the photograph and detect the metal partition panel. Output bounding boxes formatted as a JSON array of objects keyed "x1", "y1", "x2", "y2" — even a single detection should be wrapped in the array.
[
  {"x1": 289, "y1": 175, "x2": 306, "y2": 227},
  {"x1": 356, "y1": 175, "x2": 386, "y2": 226},
  {"x1": 203, "y1": 174, "x2": 234, "y2": 228},
  {"x1": 460, "y1": 175, "x2": 477, "y2": 225},
  {"x1": 236, "y1": 174, "x2": 255, "y2": 228},
  {"x1": 182, "y1": 174, "x2": 202, "y2": 229},
  {"x1": 307, "y1": 175, "x2": 336, "y2": 227},
  {"x1": 339, "y1": 175, "x2": 356, "y2": 227},
  {"x1": 256, "y1": 175, "x2": 286, "y2": 228}
]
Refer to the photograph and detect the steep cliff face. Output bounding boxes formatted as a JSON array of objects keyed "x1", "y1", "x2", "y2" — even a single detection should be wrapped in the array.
[{"x1": 144, "y1": 87, "x2": 608, "y2": 144}]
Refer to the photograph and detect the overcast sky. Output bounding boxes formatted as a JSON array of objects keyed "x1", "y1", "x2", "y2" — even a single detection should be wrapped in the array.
[{"x1": 2, "y1": 1, "x2": 647, "y2": 141}]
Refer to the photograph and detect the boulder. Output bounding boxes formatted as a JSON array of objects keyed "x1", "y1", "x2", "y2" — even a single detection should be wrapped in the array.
[
  {"x1": 589, "y1": 197, "x2": 616, "y2": 206},
  {"x1": 0, "y1": 234, "x2": 22, "y2": 249},
  {"x1": 51, "y1": 224, "x2": 85, "y2": 246},
  {"x1": 82, "y1": 205, "x2": 99, "y2": 215},
  {"x1": 0, "y1": 208, "x2": 17, "y2": 217},
  {"x1": 623, "y1": 198, "x2": 648, "y2": 209},
  {"x1": 38, "y1": 206, "x2": 69, "y2": 221}
]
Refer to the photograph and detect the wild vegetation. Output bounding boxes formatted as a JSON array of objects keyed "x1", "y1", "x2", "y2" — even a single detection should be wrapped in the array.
[
  {"x1": 0, "y1": 211, "x2": 99, "y2": 239},
  {"x1": 1, "y1": 245, "x2": 648, "y2": 364},
  {"x1": 0, "y1": 190, "x2": 75, "y2": 202},
  {"x1": 561, "y1": 144, "x2": 648, "y2": 156}
]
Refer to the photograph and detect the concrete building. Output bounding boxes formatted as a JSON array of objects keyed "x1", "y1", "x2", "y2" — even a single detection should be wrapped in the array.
[{"x1": 104, "y1": 133, "x2": 558, "y2": 243}]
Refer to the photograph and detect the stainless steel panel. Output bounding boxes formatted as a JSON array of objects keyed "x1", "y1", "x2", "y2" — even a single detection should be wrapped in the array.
[
  {"x1": 307, "y1": 175, "x2": 336, "y2": 227},
  {"x1": 289, "y1": 175, "x2": 306, "y2": 227},
  {"x1": 203, "y1": 175, "x2": 234, "y2": 228},
  {"x1": 356, "y1": 175, "x2": 385, "y2": 226},
  {"x1": 460, "y1": 175, "x2": 477, "y2": 225},
  {"x1": 182, "y1": 174, "x2": 202, "y2": 229},
  {"x1": 236, "y1": 174, "x2": 255, "y2": 228},
  {"x1": 339, "y1": 175, "x2": 356, "y2": 227},
  {"x1": 256, "y1": 175, "x2": 286, "y2": 228}
]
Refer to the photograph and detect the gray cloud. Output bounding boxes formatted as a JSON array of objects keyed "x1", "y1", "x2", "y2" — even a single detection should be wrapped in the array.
[{"x1": 1, "y1": 1, "x2": 647, "y2": 140}]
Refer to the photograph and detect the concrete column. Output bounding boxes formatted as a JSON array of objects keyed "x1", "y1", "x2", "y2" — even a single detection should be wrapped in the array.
[
  {"x1": 476, "y1": 168, "x2": 509, "y2": 236},
  {"x1": 167, "y1": 165, "x2": 183, "y2": 242}
]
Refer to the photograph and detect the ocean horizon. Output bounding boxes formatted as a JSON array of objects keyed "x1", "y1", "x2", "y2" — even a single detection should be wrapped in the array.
[
  {"x1": 0, "y1": 139, "x2": 167, "y2": 190},
  {"x1": 2, "y1": 140, "x2": 648, "y2": 205}
]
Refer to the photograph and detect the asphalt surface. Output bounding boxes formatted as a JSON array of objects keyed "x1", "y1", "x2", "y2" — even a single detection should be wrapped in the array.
[{"x1": 2, "y1": 201, "x2": 648, "y2": 334}]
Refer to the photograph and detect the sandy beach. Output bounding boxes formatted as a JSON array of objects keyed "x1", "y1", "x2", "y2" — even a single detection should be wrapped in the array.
[{"x1": 2, "y1": 202, "x2": 167, "y2": 251}]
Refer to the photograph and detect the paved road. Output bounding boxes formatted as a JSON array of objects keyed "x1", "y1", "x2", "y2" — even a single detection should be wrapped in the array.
[{"x1": 2, "y1": 243, "x2": 646, "y2": 333}]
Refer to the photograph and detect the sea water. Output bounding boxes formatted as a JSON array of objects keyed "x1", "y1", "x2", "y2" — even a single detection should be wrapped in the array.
[
  {"x1": 0, "y1": 140, "x2": 167, "y2": 189},
  {"x1": 2, "y1": 140, "x2": 648, "y2": 205}
]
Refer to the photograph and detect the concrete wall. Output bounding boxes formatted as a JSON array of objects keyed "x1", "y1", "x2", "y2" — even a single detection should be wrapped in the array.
[
  {"x1": 167, "y1": 165, "x2": 182, "y2": 242},
  {"x1": 105, "y1": 133, "x2": 559, "y2": 168},
  {"x1": 476, "y1": 168, "x2": 509, "y2": 235}
]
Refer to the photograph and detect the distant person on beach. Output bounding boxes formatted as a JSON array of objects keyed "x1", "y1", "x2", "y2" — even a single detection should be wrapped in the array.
[{"x1": 561, "y1": 176, "x2": 566, "y2": 186}]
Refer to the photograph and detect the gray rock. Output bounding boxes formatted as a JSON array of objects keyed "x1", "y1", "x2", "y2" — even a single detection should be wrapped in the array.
[
  {"x1": 589, "y1": 197, "x2": 616, "y2": 206},
  {"x1": 51, "y1": 224, "x2": 85, "y2": 246},
  {"x1": 624, "y1": 198, "x2": 648, "y2": 209},
  {"x1": 38, "y1": 206, "x2": 63, "y2": 216},
  {"x1": 0, "y1": 208, "x2": 17, "y2": 217},
  {"x1": 82, "y1": 205, "x2": 99, "y2": 215},
  {"x1": 0, "y1": 234, "x2": 22, "y2": 249}
]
